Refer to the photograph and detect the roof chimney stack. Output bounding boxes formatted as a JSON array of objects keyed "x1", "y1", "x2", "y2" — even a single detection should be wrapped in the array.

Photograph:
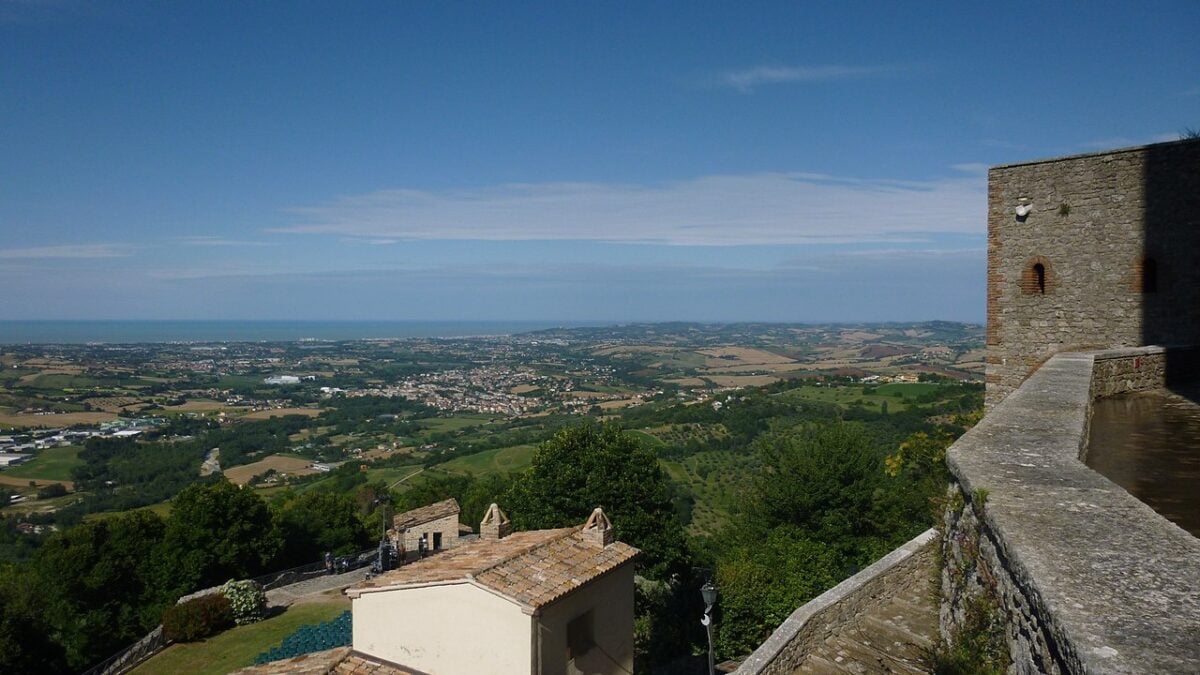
[
  {"x1": 582, "y1": 507, "x2": 614, "y2": 547},
  {"x1": 480, "y1": 503, "x2": 511, "y2": 540}
]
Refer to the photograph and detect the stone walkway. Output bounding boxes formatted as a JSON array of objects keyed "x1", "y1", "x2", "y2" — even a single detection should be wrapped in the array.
[
  {"x1": 266, "y1": 567, "x2": 370, "y2": 608},
  {"x1": 793, "y1": 566, "x2": 938, "y2": 674}
]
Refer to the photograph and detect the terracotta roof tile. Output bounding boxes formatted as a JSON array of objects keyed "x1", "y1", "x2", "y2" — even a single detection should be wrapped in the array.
[
  {"x1": 229, "y1": 647, "x2": 416, "y2": 675},
  {"x1": 391, "y1": 498, "x2": 459, "y2": 530},
  {"x1": 349, "y1": 526, "x2": 639, "y2": 609}
]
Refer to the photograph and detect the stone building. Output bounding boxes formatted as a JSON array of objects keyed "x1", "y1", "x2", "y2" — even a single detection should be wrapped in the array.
[
  {"x1": 388, "y1": 497, "x2": 464, "y2": 555},
  {"x1": 985, "y1": 138, "x2": 1200, "y2": 405}
]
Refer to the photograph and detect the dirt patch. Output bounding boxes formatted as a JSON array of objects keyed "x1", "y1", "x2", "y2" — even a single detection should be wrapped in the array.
[
  {"x1": 0, "y1": 412, "x2": 117, "y2": 428},
  {"x1": 510, "y1": 384, "x2": 540, "y2": 394},
  {"x1": 666, "y1": 377, "x2": 708, "y2": 387},
  {"x1": 224, "y1": 455, "x2": 319, "y2": 486},
  {"x1": 241, "y1": 407, "x2": 322, "y2": 420},
  {"x1": 0, "y1": 475, "x2": 74, "y2": 490}
]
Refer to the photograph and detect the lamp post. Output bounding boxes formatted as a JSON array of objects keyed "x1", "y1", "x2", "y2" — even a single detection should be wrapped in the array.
[{"x1": 700, "y1": 579, "x2": 717, "y2": 675}]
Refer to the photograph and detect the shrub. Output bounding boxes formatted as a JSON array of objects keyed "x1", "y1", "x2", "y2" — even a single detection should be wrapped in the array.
[
  {"x1": 162, "y1": 593, "x2": 234, "y2": 642},
  {"x1": 36, "y1": 484, "x2": 68, "y2": 499},
  {"x1": 222, "y1": 579, "x2": 267, "y2": 625}
]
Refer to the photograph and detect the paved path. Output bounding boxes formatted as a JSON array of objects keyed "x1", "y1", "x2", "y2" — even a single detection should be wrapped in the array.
[
  {"x1": 794, "y1": 566, "x2": 938, "y2": 674},
  {"x1": 266, "y1": 567, "x2": 370, "y2": 608}
]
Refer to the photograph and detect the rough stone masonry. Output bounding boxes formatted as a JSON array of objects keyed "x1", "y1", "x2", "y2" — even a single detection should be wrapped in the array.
[{"x1": 985, "y1": 139, "x2": 1200, "y2": 407}]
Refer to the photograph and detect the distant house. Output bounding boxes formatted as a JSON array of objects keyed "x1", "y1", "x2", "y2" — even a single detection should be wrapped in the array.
[
  {"x1": 237, "y1": 505, "x2": 639, "y2": 675},
  {"x1": 388, "y1": 497, "x2": 463, "y2": 555}
]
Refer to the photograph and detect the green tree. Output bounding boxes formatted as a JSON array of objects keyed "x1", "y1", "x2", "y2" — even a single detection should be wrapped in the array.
[
  {"x1": 713, "y1": 421, "x2": 940, "y2": 656},
  {"x1": 274, "y1": 491, "x2": 371, "y2": 565},
  {"x1": 504, "y1": 422, "x2": 688, "y2": 579},
  {"x1": 0, "y1": 565, "x2": 68, "y2": 673},
  {"x1": 30, "y1": 510, "x2": 167, "y2": 670},
  {"x1": 160, "y1": 479, "x2": 281, "y2": 596}
]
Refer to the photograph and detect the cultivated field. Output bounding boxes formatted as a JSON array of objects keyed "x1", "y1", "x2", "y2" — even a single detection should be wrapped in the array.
[
  {"x1": 0, "y1": 411, "x2": 117, "y2": 428},
  {"x1": 705, "y1": 375, "x2": 781, "y2": 387},
  {"x1": 1, "y1": 444, "x2": 83, "y2": 482},
  {"x1": 224, "y1": 454, "x2": 319, "y2": 485},
  {"x1": 698, "y1": 346, "x2": 795, "y2": 366},
  {"x1": 241, "y1": 407, "x2": 322, "y2": 420},
  {"x1": 164, "y1": 399, "x2": 235, "y2": 412}
]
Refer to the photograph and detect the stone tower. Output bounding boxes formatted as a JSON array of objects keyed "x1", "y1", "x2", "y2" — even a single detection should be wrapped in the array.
[{"x1": 985, "y1": 139, "x2": 1200, "y2": 406}]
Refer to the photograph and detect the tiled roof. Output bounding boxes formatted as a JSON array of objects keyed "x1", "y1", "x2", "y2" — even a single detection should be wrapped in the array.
[
  {"x1": 349, "y1": 527, "x2": 639, "y2": 609},
  {"x1": 230, "y1": 647, "x2": 414, "y2": 674},
  {"x1": 391, "y1": 498, "x2": 459, "y2": 530},
  {"x1": 477, "y1": 531, "x2": 639, "y2": 607}
]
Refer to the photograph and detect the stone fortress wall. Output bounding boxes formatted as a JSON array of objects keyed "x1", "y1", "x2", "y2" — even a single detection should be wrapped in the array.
[
  {"x1": 985, "y1": 139, "x2": 1200, "y2": 406},
  {"x1": 950, "y1": 138, "x2": 1200, "y2": 672},
  {"x1": 944, "y1": 346, "x2": 1200, "y2": 673}
]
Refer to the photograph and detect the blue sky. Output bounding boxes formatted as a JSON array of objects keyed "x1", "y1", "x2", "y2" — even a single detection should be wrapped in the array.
[{"x1": 1, "y1": 2, "x2": 1197, "y2": 322}]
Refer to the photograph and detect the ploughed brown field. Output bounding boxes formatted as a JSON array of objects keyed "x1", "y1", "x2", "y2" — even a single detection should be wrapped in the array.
[{"x1": 223, "y1": 454, "x2": 320, "y2": 485}]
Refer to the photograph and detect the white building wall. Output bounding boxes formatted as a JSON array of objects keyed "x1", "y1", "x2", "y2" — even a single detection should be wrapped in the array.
[
  {"x1": 535, "y1": 564, "x2": 636, "y2": 675},
  {"x1": 352, "y1": 582, "x2": 531, "y2": 675}
]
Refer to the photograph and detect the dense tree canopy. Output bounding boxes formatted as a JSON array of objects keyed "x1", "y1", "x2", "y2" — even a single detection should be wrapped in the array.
[
  {"x1": 505, "y1": 422, "x2": 688, "y2": 579},
  {"x1": 160, "y1": 479, "x2": 281, "y2": 596},
  {"x1": 713, "y1": 422, "x2": 952, "y2": 655},
  {"x1": 274, "y1": 490, "x2": 371, "y2": 563}
]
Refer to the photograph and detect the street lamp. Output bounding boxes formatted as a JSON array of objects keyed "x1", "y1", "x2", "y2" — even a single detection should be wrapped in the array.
[{"x1": 700, "y1": 579, "x2": 717, "y2": 675}]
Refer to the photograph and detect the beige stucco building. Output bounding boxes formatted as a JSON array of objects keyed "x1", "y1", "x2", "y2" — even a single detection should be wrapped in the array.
[
  {"x1": 235, "y1": 505, "x2": 639, "y2": 675},
  {"x1": 353, "y1": 505, "x2": 639, "y2": 675}
]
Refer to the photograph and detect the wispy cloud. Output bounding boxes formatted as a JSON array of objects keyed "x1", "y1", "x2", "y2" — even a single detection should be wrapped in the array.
[
  {"x1": 715, "y1": 64, "x2": 901, "y2": 92},
  {"x1": 0, "y1": 243, "x2": 134, "y2": 259},
  {"x1": 276, "y1": 172, "x2": 985, "y2": 247}
]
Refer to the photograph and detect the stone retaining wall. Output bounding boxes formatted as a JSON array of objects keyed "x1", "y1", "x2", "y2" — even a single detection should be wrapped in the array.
[
  {"x1": 944, "y1": 348, "x2": 1200, "y2": 673},
  {"x1": 733, "y1": 528, "x2": 937, "y2": 675}
]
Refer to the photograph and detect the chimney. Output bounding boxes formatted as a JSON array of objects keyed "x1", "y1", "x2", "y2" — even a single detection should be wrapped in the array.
[
  {"x1": 480, "y1": 503, "x2": 511, "y2": 540},
  {"x1": 582, "y1": 507, "x2": 614, "y2": 548}
]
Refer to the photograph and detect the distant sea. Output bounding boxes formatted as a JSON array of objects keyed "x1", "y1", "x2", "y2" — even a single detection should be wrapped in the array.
[{"x1": 0, "y1": 320, "x2": 608, "y2": 345}]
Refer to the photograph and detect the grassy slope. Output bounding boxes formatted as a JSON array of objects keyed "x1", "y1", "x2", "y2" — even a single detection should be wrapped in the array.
[
  {"x1": 130, "y1": 601, "x2": 349, "y2": 675},
  {"x1": 3, "y1": 444, "x2": 83, "y2": 481},
  {"x1": 439, "y1": 444, "x2": 535, "y2": 475}
]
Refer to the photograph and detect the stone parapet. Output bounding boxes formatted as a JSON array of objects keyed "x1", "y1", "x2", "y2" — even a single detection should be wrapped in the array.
[
  {"x1": 944, "y1": 348, "x2": 1200, "y2": 673},
  {"x1": 733, "y1": 528, "x2": 937, "y2": 675}
]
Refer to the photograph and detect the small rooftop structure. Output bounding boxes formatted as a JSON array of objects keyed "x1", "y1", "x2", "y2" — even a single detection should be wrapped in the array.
[{"x1": 388, "y1": 497, "x2": 462, "y2": 554}]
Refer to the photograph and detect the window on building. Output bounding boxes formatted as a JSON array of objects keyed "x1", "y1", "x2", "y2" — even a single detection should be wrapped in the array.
[
  {"x1": 567, "y1": 610, "x2": 594, "y2": 660},
  {"x1": 433, "y1": 532, "x2": 443, "y2": 550},
  {"x1": 1021, "y1": 257, "x2": 1053, "y2": 295}
]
